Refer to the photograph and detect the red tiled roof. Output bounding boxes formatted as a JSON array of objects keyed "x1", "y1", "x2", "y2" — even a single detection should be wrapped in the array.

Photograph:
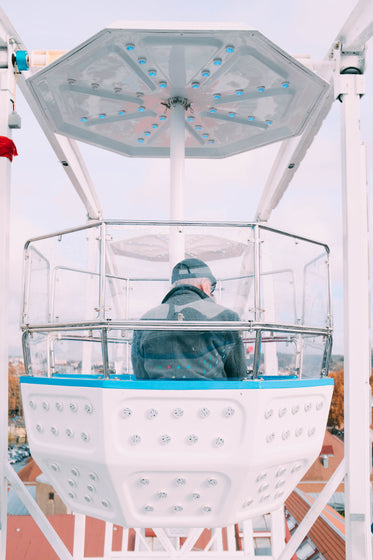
[
  {"x1": 286, "y1": 490, "x2": 345, "y2": 560},
  {"x1": 301, "y1": 431, "x2": 344, "y2": 483},
  {"x1": 17, "y1": 458, "x2": 41, "y2": 483},
  {"x1": 320, "y1": 445, "x2": 334, "y2": 456},
  {"x1": 6, "y1": 514, "x2": 131, "y2": 559}
]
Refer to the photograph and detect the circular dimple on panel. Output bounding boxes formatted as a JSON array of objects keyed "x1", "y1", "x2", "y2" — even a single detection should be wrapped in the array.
[
  {"x1": 187, "y1": 434, "x2": 198, "y2": 445},
  {"x1": 260, "y1": 494, "x2": 270, "y2": 503},
  {"x1": 84, "y1": 495, "x2": 93, "y2": 503},
  {"x1": 121, "y1": 408, "x2": 132, "y2": 418},
  {"x1": 264, "y1": 409, "x2": 273, "y2": 420},
  {"x1": 50, "y1": 426, "x2": 58, "y2": 436},
  {"x1": 56, "y1": 401, "x2": 63, "y2": 412},
  {"x1": 67, "y1": 479, "x2": 76, "y2": 488},
  {"x1": 295, "y1": 427, "x2": 303, "y2": 437},
  {"x1": 282, "y1": 430, "x2": 290, "y2": 440},
  {"x1": 147, "y1": 408, "x2": 158, "y2": 419},
  {"x1": 68, "y1": 491, "x2": 76, "y2": 500},
  {"x1": 42, "y1": 401, "x2": 50, "y2": 411},
  {"x1": 101, "y1": 499, "x2": 111, "y2": 508},
  {"x1": 275, "y1": 491, "x2": 285, "y2": 499},
  {"x1": 85, "y1": 403, "x2": 93, "y2": 414},
  {"x1": 259, "y1": 482, "x2": 269, "y2": 493},
  {"x1": 158, "y1": 491, "x2": 167, "y2": 499},
  {"x1": 256, "y1": 472, "x2": 267, "y2": 482},
  {"x1": 291, "y1": 405, "x2": 299, "y2": 415},
  {"x1": 202, "y1": 505, "x2": 212, "y2": 513},
  {"x1": 192, "y1": 492, "x2": 200, "y2": 500},
  {"x1": 70, "y1": 402, "x2": 78, "y2": 413},
  {"x1": 139, "y1": 477, "x2": 150, "y2": 486},
  {"x1": 275, "y1": 479, "x2": 286, "y2": 489},
  {"x1": 81, "y1": 432, "x2": 90, "y2": 442},
  {"x1": 130, "y1": 434, "x2": 141, "y2": 445},
  {"x1": 71, "y1": 467, "x2": 80, "y2": 477},
  {"x1": 29, "y1": 400, "x2": 36, "y2": 409},
  {"x1": 207, "y1": 478, "x2": 217, "y2": 487},
  {"x1": 224, "y1": 407, "x2": 235, "y2": 417},
  {"x1": 266, "y1": 432, "x2": 275, "y2": 443},
  {"x1": 291, "y1": 463, "x2": 302, "y2": 474},
  {"x1": 176, "y1": 477, "x2": 186, "y2": 487},
  {"x1": 199, "y1": 407, "x2": 210, "y2": 418},
  {"x1": 316, "y1": 401, "x2": 324, "y2": 411},
  {"x1": 87, "y1": 484, "x2": 96, "y2": 493},
  {"x1": 66, "y1": 428, "x2": 74, "y2": 438},
  {"x1": 160, "y1": 434, "x2": 171, "y2": 445},
  {"x1": 173, "y1": 505, "x2": 183, "y2": 512},
  {"x1": 308, "y1": 427, "x2": 316, "y2": 437},
  {"x1": 89, "y1": 472, "x2": 99, "y2": 482},
  {"x1": 50, "y1": 463, "x2": 59, "y2": 472},
  {"x1": 243, "y1": 499, "x2": 253, "y2": 508},
  {"x1": 214, "y1": 437, "x2": 224, "y2": 448},
  {"x1": 144, "y1": 505, "x2": 154, "y2": 512},
  {"x1": 276, "y1": 466, "x2": 286, "y2": 477},
  {"x1": 35, "y1": 423, "x2": 43, "y2": 433},
  {"x1": 304, "y1": 402, "x2": 312, "y2": 412},
  {"x1": 278, "y1": 407, "x2": 287, "y2": 418},
  {"x1": 172, "y1": 408, "x2": 184, "y2": 418}
]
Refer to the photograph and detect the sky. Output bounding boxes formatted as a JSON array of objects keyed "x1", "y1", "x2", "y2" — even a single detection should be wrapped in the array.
[{"x1": 1, "y1": 0, "x2": 371, "y2": 355}]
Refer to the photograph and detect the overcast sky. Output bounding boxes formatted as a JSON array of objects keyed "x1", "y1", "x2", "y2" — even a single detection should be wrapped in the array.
[{"x1": 1, "y1": 0, "x2": 371, "y2": 355}]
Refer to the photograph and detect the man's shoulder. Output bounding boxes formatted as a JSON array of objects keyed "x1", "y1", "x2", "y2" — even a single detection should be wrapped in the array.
[{"x1": 195, "y1": 298, "x2": 240, "y2": 321}]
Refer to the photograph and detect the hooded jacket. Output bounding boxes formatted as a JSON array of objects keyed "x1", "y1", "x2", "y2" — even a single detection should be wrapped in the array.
[{"x1": 131, "y1": 285, "x2": 247, "y2": 380}]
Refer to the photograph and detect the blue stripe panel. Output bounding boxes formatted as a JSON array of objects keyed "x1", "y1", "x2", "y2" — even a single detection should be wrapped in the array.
[{"x1": 20, "y1": 375, "x2": 334, "y2": 390}]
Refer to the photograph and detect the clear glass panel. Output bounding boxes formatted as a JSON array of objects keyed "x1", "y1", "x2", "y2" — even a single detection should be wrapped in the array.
[
  {"x1": 24, "y1": 225, "x2": 102, "y2": 325},
  {"x1": 258, "y1": 227, "x2": 330, "y2": 328},
  {"x1": 25, "y1": 246, "x2": 50, "y2": 324},
  {"x1": 254, "y1": 537, "x2": 272, "y2": 556},
  {"x1": 302, "y1": 335, "x2": 329, "y2": 379},
  {"x1": 105, "y1": 223, "x2": 256, "y2": 321}
]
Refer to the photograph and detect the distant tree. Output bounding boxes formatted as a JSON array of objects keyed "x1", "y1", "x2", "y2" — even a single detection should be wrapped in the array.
[
  {"x1": 328, "y1": 369, "x2": 344, "y2": 428},
  {"x1": 8, "y1": 361, "x2": 24, "y2": 417}
]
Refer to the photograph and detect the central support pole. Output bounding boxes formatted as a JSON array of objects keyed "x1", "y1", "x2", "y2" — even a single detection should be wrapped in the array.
[{"x1": 169, "y1": 99, "x2": 186, "y2": 272}]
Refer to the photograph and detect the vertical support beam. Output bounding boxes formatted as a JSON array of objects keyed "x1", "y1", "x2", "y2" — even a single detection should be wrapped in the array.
[
  {"x1": 0, "y1": 34, "x2": 13, "y2": 560},
  {"x1": 73, "y1": 513, "x2": 86, "y2": 560},
  {"x1": 169, "y1": 102, "x2": 185, "y2": 271},
  {"x1": 271, "y1": 506, "x2": 286, "y2": 557},
  {"x1": 339, "y1": 72, "x2": 372, "y2": 560}
]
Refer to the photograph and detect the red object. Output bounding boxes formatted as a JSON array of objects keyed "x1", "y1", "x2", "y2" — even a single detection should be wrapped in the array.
[{"x1": 0, "y1": 136, "x2": 17, "y2": 161}]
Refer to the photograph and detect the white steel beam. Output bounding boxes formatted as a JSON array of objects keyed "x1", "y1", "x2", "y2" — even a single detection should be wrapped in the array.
[
  {"x1": 336, "y1": 0, "x2": 373, "y2": 53},
  {"x1": 338, "y1": 72, "x2": 372, "y2": 560},
  {"x1": 255, "y1": 81, "x2": 334, "y2": 222},
  {"x1": 0, "y1": 28, "x2": 13, "y2": 560},
  {"x1": 0, "y1": 5, "x2": 102, "y2": 221},
  {"x1": 6, "y1": 464, "x2": 73, "y2": 560},
  {"x1": 277, "y1": 459, "x2": 346, "y2": 560}
]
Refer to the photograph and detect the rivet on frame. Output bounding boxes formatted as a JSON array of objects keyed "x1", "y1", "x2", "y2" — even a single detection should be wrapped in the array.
[{"x1": 224, "y1": 407, "x2": 235, "y2": 417}]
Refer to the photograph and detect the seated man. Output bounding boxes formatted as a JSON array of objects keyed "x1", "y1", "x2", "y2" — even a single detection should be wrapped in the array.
[{"x1": 131, "y1": 258, "x2": 247, "y2": 380}]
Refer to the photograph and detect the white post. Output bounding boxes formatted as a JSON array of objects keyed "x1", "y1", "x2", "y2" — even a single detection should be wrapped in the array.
[
  {"x1": 271, "y1": 507, "x2": 286, "y2": 557},
  {"x1": 339, "y1": 72, "x2": 372, "y2": 560},
  {"x1": 0, "y1": 33, "x2": 13, "y2": 560},
  {"x1": 169, "y1": 102, "x2": 185, "y2": 272}
]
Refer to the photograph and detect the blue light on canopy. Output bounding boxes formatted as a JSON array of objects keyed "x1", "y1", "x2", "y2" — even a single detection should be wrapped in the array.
[{"x1": 26, "y1": 24, "x2": 329, "y2": 158}]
